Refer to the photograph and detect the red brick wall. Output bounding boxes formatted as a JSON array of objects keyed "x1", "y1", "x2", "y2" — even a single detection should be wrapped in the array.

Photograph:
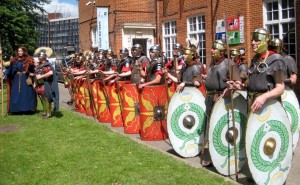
[{"x1": 79, "y1": 0, "x2": 155, "y2": 53}]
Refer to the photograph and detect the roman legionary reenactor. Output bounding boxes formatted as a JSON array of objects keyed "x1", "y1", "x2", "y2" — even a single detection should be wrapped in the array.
[
  {"x1": 115, "y1": 48, "x2": 132, "y2": 82},
  {"x1": 136, "y1": 44, "x2": 168, "y2": 141},
  {"x1": 138, "y1": 45, "x2": 164, "y2": 88},
  {"x1": 99, "y1": 50, "x2": 118, "y2": 82},
  {"x1": 164, "y1": 43, "x2": 185, "y2": 97},
  {"x1": 269, "y1": 38, "x2": 300, "y2": 152},
  {"x1": 165, "y1": 43, "x2": 184, "y2": 77},
  {"x1": 269, "y1": 38, "x2": 297, "y2": 88},
  {"x1": 164, "y1": 44, "x2": 207, "y2": 158},
  {"x1": 229, "y1": 28, "x2": 292, "y2": 185},
  {"x1": 165, "y1": 45, "x2": 202, "y2": 91},
  {"x1": 229, "y1": 48, "x2": 248, "y2": 84},
  {"x1": 34, "y1": 49, "x2": 59, "y2": 118},
  {"x1": 131, "y1": 44, "x2": 150, "y2": 84},
  {"x1": 202, "y1": 39, "x2": 241, "y2": 167}
]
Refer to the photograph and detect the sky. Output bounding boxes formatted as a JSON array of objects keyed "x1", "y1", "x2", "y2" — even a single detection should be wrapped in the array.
[{"x1": 42, "y1": 0, "x2": 79, "y2": 17}]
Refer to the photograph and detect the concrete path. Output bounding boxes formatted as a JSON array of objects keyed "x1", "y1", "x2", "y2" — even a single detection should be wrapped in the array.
[{"x1": 58, "y1": 83, "x2": 300, "y2": 185}]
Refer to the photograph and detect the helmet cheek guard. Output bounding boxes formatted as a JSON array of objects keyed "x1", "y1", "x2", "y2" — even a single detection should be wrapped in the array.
[
  {"x1": 211, "y1": 39, "x2": 226, "y2": 61},
  {"x1": 149, "y1": 45, "x2": 161, "y2": 60},
  {"x1": 251, "y1": 28, "x2": 271, "y2": 54},
  {"x1": 256, "y1": 41, "x2": 268, "y2": 54},
  {"x1": 183, "y1": 47, "x2": 196, "y2": 64},
  {"x1": 212, "y1": 50, "x2": 222, "y2": 61},
  {"x1": 230, "y1": 48, "x2": 241, "y2": 61},
  {"x1": 132, "y1": 44, "x2": 143, "y2": 57},
  {"x1": 119, "y1": 48, "x2": 129, "y2": 60}
]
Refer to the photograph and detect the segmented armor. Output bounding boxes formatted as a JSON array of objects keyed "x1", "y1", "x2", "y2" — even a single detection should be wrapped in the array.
[
  {"x1": 131, "y1": 56, "x2": 150, "y2": 84},
  {"x1": 145, "y1": 58, "x2": 164, "y2": 84},
  {"x1": 117, "y1": 58, "x2": 132, "y2": 81}
]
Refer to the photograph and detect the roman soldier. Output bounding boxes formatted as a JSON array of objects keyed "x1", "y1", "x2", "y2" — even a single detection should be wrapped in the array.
[
  {"x1": 229, "y1": 48, "x2": 248, "y2": 83},
  {"x1": 35, "y1": 50, "x2": 59, "y2": 118},
  {"x1": 269, "y1": 38, "x2": 297, "y2": 88},
  {"x1": 131, "y1": 44, "x2": 150, "y2": 84},
  {"x1": 202, "y1": 39, "x2": 241, "y2": 167},
  {"x1": 115, "y1": 48, "x2": 132, "y2": 82},
  {"x1": 138, "y1": 45, "x2": 164, "y2": 89},
  {"x1": 165, "y1": 45, "x2": 202, "y2": 91}
]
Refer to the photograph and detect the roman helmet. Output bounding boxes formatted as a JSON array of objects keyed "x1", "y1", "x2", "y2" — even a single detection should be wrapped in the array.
[
  {"x1": 98, "y1": 49, "x2": 107, "y2": 60},
  {"x1": 183, "y1": 46, "x2": 197, "y2": 65},
  {"x1": 212, "y1": 39, "x2": 226, "y2": 61},
  {"x1": 34, "y1": 47, "x2": 53, "y2": 61},
  {"x1": 37, "y1": 49, "x2": 48, "y2": 60},
  {"x1": 269, "y1": 38, "x2": 283, "y2": 54},
  {"x1": 119, "y1": 48, "x2": 129, "y2": 60},
  {"x1": 107, "y1": 49, "x2": 114, "y2": 60},
  {"x1": 251, "y1": 28, "x2": 271, "y2": 54},
  {"x1": 83, "y1": 50, "x2": 92, "y2": 61},
  {"x1": 173, "y1": 43, "x2": 183, "y2": 56},
  {"x1": 149, "y1": 45, "x2": 161, "y2": 60},
  {"x1": 229, "y1": 48, "x2": 241, "y2": 61},
  {"x1": 132, "y1": 44, "x2": 143, "y2": 57}
]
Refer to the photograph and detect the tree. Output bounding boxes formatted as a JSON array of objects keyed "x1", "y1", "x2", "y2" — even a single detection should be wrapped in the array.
[{"x1": 0, "y1": 0, "x2": 50, "y2": 56}]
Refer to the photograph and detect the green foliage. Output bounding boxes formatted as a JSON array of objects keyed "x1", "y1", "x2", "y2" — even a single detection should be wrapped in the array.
[{"x1": 0, "y1": 0, "x2": 50, "y2": 55}]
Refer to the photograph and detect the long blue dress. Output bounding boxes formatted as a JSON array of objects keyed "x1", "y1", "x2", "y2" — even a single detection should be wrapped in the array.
[{"x1": 5, "y1": 60, "x2": 36, "y2": 113}]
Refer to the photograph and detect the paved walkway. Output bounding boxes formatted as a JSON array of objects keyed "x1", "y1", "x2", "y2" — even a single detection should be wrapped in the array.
[{"x1": 58, "y1": 83, "x2": 300, "y2": 185}]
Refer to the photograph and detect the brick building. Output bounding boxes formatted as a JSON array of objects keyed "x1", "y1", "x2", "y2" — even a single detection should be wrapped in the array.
[
  {"x1": 79, "y1": 0, "x2": 156, "y2": 55},
  {"x1": 79, "y1": 0, "x2": 299, "y2": 96}
]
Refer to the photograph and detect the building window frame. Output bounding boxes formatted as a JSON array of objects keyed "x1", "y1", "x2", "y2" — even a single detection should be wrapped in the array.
[
  {"x1": 263, "y1": 0, "x2": 296, "y2": 59},
  {"x1": 162, "y1": 20, "x2": 177, "y2": 59},
  {"x1": 187, "y1": 14, "x2": 206, "y2": 64}
]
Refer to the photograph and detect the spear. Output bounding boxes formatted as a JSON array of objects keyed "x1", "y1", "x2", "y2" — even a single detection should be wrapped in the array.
[
  {"x1": 84, "y1": 59, "x2": 96, "y2": 118},
  {"x1": 58, "y1": 59, "x2": 74, "y2": 105},
  {"x1": 224, "y1": 13, "x2": 238, "y2": 181}
]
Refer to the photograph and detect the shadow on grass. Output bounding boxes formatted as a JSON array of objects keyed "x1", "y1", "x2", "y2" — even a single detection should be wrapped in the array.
[{"x1": 52, "y1": 111, "x2": 63, "y2": 118}]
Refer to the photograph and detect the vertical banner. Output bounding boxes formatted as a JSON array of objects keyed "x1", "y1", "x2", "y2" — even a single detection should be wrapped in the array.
[{"x1": 97, "y1": 7, "x2": 109, "y2": 50}]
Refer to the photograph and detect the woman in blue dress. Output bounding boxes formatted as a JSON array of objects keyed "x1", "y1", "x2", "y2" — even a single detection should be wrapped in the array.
[{"x1": 5, "y1": 46, "x2": 36, "y2": 113}]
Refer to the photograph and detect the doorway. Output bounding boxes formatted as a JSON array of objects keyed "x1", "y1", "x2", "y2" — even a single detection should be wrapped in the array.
[{"x1": 132, "y1": 38, "x2": 148, "y2": 55}]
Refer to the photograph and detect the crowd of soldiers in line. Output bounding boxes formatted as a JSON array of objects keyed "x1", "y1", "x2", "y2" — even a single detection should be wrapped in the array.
[{"x1": 60, "y1": 28, "x2": 297, "y2": 181}]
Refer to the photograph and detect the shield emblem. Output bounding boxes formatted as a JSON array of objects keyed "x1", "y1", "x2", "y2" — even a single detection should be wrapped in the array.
[
  {"x1": 139, "y1": 85, "x2": 168, "y2": 141},
  {"x1": 281, "y1": 86, "x2": 300, "y2": 151},
  {"x1": 167, "y1": 87, "x2": 206, "y2": 157},
  {"x1": 246, "y1": 99, "x2": 292, "y2": 185},
  {"x1": 209, "y1": 91, "x2": 248, "y2": 175}
]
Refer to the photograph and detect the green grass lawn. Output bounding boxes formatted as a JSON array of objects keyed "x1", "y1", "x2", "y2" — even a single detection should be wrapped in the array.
[{"x1": 0, "y1": 88, "x2": 233, "y2": 185}]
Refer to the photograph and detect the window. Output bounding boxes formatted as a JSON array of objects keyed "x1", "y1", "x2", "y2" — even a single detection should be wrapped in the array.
[
  {"x1": 163, "y1": 20, "x2": 177, "y2": 59},
  {"x1": 264, "y1": 0, "x2": 296, "y2": 59},
  {"x1": 187, "y1": 14, "x2": 206, "y2": 64}
]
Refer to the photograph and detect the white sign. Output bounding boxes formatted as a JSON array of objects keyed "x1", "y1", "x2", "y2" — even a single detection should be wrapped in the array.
[
  {"x1": 239, "y1": 16, "x2": 244, "y2": 43},
  {"x1": 97, "y1": 7, "x2": 109, "y2": 50},
  {"x1": 216, "y1": 19, "x2": 225, "y2": 33}
]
